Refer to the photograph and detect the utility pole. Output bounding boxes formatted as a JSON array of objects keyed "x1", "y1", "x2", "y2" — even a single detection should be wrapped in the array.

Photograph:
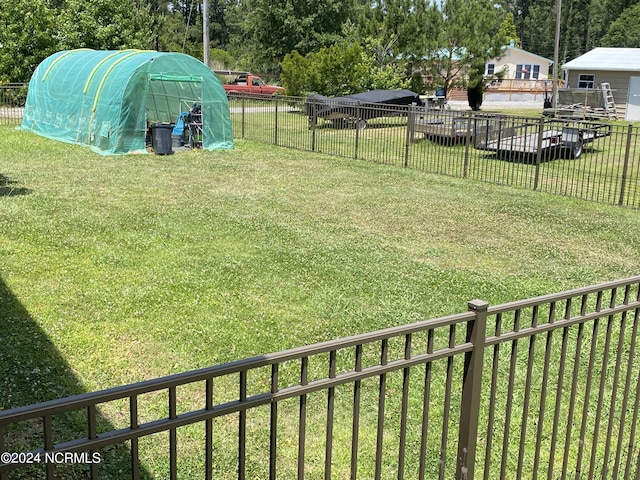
[
  {"x1": 551, "y1": 0, "x2": 562, "y2": 110},
  {"x1": 202, "y1": 0, "x2": 210, "y2": 68}
]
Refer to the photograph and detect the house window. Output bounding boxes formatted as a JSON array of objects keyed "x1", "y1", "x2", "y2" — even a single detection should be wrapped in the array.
[
  {"x1": 485, "y1": 63, "x2": 495, "y2": 76},
  {"x1": 516, "y1": 64, "x2": 541, "y2": 80},
  {"x1": 578, "y1": 74, "x2": 595, "y2": 88}
]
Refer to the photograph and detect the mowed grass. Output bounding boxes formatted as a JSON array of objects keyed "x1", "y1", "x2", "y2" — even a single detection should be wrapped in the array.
[
  {"x1": 1, "y1": 125, "x2": 640, "y2": 477},
  {"x1": 234, "y1": 101, "x2": 640, "y2": 210},
  {"x1": 2, "y1": 124, "x2": 640, "y2": 391}
]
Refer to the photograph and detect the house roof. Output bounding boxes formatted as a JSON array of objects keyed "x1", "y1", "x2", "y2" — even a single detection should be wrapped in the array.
[
  {"x1": 562, "y1": 48, "x2": 640, "y2": 72},
  {"x1": 487, "y1": 45, "x2": 553, "y2": 65},
  {"x1": 505, "y1": 46, "x2": 553, "y2": 64}
]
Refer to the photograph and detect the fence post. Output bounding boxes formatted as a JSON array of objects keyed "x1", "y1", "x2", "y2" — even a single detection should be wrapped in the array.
[
  {"x1": 274, "y1": 96, "x2": 279, "y2": 146},
  {"x1": 310, "y1": 100, "x2": 317, "y2": 153},
  {"x1": 618, "y1": 124, "x2": 634, "y2": 206},
  {"x1": 354, "y1": 102, "x2": 361, "y2": 159},
  {"x1": 0, "y1": 424, "x2": 5, "y2": 480},
  {"x1": 456, "y1": 299, "x2": 489, "y2": 480},
  {"x1": 533, "y1": 117, "x2": 545, "y2": 191},
  {"x1": 404, "y1": 105, "x2": 416, "y2": 167},
  {"x1": 241, "y1": 96, "x2": 246, "y2": 139},
  {"x1": 463, "y1": 111, "x2": 473, "y2": 178}
]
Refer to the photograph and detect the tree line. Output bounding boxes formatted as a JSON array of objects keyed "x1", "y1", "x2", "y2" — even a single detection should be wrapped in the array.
[{"x1": 1, "y1": 0, "x2": 639, "y2": 101}]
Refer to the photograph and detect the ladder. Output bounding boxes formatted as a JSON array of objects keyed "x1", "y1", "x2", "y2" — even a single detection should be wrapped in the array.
[{"x1": 600, "y1": 83, "x2": 618, "y2": 119}]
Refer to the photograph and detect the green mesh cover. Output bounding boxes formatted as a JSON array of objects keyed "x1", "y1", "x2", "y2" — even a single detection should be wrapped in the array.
[{"x1": 20, "y1": 49, "x2": 234, "y2": 155}]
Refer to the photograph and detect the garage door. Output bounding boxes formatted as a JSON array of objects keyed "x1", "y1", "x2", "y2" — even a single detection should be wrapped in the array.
[{"x1": 627, "y1": 76, "x2": 640, "y2": 121}]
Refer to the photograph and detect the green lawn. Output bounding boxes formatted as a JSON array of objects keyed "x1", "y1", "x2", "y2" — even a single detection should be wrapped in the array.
[{"x1": 1, "y1": 125, "x2": 640, "y2": 477}]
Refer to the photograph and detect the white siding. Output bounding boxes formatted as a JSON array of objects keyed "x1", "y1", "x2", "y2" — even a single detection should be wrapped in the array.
[{"x1": 487, "y1": 47, "x2": 552, "y2": 81}]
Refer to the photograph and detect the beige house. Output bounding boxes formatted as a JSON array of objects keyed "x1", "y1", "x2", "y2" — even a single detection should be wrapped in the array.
[
  {"x1": 561, "y1": 48, "x2": 640, "y2": 121},
  {"x1": 486, "y1": 45, "x2": 552, "y2": 81},
  {"x1": 483, "y1": 45, "x2": 553, "y2": 102}
]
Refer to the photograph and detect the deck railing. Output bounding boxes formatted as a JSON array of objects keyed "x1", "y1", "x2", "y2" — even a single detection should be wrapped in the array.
[{"x1": 2, "y1": 276, "x2": 640, "y2": 479}]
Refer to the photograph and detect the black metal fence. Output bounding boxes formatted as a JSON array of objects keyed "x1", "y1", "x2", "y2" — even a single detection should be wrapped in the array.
[
  {"x1": 2, "y1": 276, "x2": 640, "y2": 479},
  {"x1": 6, "y1": 86, "x2": 640, "y2": 208},
  {"x1": 230, "y1": 95, "x2": 640, "y2": 209},
  {"x1": 0, "y1": 84, "x2": 26, "y2": 126}
]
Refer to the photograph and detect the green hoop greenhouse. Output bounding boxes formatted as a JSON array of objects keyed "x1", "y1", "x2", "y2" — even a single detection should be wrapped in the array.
[{"x1": 20, "y1": 49, "x2": 234, "y2": 155}]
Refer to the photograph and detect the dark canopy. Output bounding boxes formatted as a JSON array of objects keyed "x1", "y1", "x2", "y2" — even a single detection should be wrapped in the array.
[{"x1": 307, "y1": 89, "x2": 424, "y2": 121}]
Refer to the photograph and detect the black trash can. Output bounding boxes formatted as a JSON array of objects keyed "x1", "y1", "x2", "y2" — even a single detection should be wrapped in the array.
[{"x1": 150, "y1": 123, "x2": 174, "y2": 155}]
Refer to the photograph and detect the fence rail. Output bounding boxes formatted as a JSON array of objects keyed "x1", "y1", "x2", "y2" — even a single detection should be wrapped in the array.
[{"x1": 2, "y1": 276, "x2": 640, "y2": 479}]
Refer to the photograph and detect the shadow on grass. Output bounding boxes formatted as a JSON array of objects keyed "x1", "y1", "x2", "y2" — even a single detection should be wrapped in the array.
[
  {"x1": 0, "y1": 174, "x2": 30, "y2": 197},
  {"x1": 0, "y1": 278, "x2": 152, "y2": 479}
]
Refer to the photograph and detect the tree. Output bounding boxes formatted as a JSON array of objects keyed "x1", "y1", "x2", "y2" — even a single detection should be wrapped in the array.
[
  {"x1": 498, "y1": 12, "x2": 521, "y2": 47},
  {"x1": 0, "y1": 0, "x2": 58, "y2": 82},
  {"x1": 357, "y1": 0, "x2": 438, "y2": 68},
  {"x1": 521, "y1": 0, "x2": 556, "y2": 60},
  {"x1": 601, "y1": 2, "x2": 640, "y2": 47},
  {"x1": 280, "y1": 51, "x2": 313, "y2": 97},
  {"x1": 154, "y1": 4, "x2": 205, "y2": 58},
  {"x1": 57, "y1": 0, "x2": 153, "y2": 50},
  {"x1": 587, "y1": 0, "x2": 640, "y2": 50},
  {"x1": 356, "y1": 0, "x2": 441, "y2": 94},
  {"x1": 280, "y1": 41, "x2": 409, "y2": 97},
  {"x1": 516, "y1": 0, "x2": 640, "y2": 63},
  {"x1": 238, "y1": 0, "x2": 356, "y2": 72},
  {"x1": 495, "y1": 0, "x2": 535, "y2": 48},
  {"x1": 425, "y1": 0, "x2": 506, "y2": 106},
  {"x1": 560, "y1": 0, "x2": 592, "y2": 61},
  {"x1": 209, "y1": 48, "x2": 236, "y2": 70}
]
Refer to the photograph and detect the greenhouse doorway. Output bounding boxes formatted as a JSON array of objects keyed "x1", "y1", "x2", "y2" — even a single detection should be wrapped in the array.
[{"x1": 146, "y1": 75, "x2": 205, "y2": 150}]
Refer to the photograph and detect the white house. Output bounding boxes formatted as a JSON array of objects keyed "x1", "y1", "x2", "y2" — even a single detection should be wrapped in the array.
[
  {"x1": 483, "y1": 45, "x2": 553, "y2": 102},
  {"x1": 485, "y1": 45, "x2": 553, "y2": 81},
  {"x1": 561, "y1": 48, "x2": 640, "y2": 121}
]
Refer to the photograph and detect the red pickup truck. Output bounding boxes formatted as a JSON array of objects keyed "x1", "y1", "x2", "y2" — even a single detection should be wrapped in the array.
[{"x1": 218, "y1": 73, "x2": 285, "y2": 96}]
